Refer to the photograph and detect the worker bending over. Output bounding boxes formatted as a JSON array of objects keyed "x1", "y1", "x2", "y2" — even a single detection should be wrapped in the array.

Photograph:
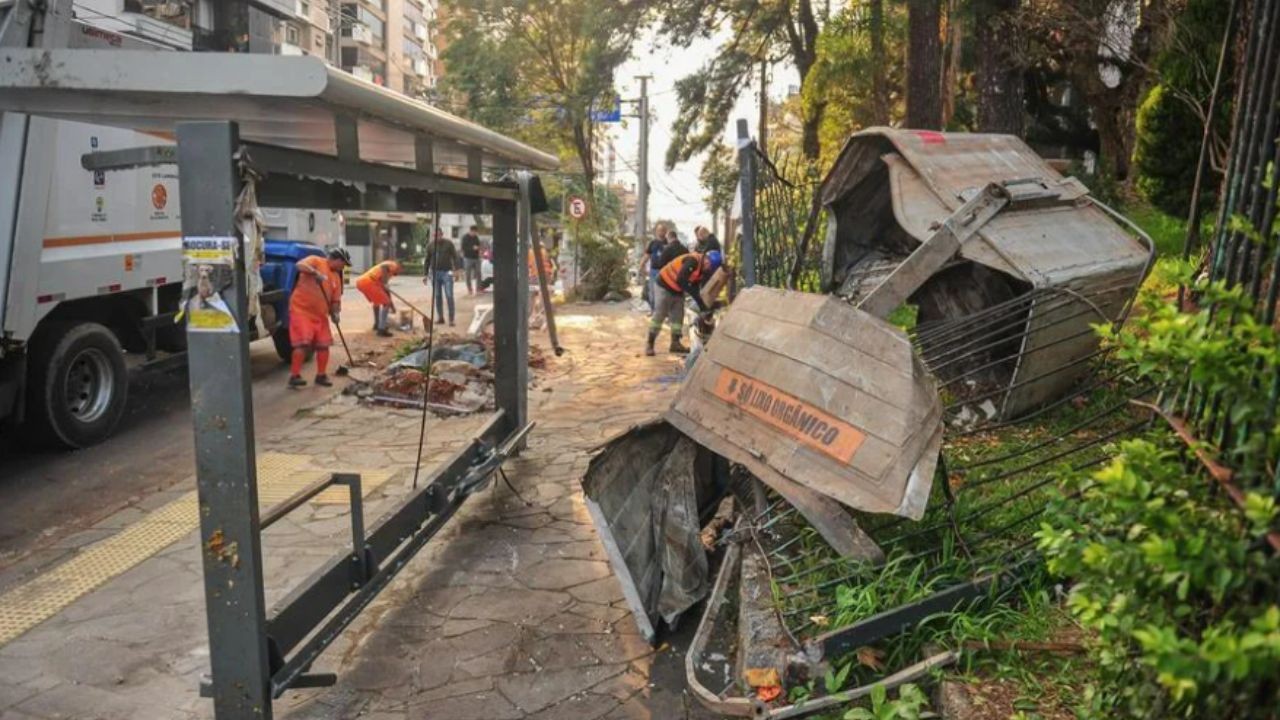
[
  {"x1": 288, "y1": 247, "x2": 350, "y2": 388},
  {"x1": 356, "y1": 260, "x2": 401, "y2": 337},
  {"x1": 648, "y1": 250, "x2": 722, "y2": 356}
]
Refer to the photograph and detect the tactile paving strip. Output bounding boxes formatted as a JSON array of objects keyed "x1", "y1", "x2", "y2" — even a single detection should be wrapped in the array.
[{"x1": 0, "y1": 453, "x2": 395, "y2": 647}]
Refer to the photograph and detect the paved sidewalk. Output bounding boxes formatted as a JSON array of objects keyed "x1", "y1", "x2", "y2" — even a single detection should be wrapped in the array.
[{"x1": 0, "y1": 301, "x2": 713, "y2": 720}]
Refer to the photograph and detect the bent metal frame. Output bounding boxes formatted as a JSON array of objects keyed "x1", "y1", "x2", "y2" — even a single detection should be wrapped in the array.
[
  {"x1": 0, "y1": 5, "x2": 553, "y2": 715},
  {"x1": 175, "y1": 121, "x2": 538, "y2": 718}
]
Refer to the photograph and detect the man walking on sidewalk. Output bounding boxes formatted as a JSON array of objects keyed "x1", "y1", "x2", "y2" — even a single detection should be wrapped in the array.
[
  {"x1": 356, "y1": 259, "x2": 401, "y2": 337},
  {"x1": 425, "y1": 229, "x2": 459, "y2": 326},
  {"x1": 461, "y1": 226, "x2": 483, "y2": 295},
  {"x1": 288, "y1": 247, "x2": 350, "y2": 388},
  {"x1": 647, "y1": 250, "x2": 722, "y2": 356}
]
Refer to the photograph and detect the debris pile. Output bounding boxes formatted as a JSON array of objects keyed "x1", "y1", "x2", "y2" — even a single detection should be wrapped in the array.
[{"x1": 345, "y1": 332, "x2": 546, "y2": 415}]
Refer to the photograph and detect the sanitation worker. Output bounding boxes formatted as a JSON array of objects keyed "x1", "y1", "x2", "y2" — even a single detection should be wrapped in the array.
[
  {"x1": 647, "y1": 249, "x2": 722, "y2": 356},
  {"x1": 288, "y1": 247, "x2": 350, "y2": 388},
  {"x1": 356, "y1": 259, "x2": 401, "y2": 337}
]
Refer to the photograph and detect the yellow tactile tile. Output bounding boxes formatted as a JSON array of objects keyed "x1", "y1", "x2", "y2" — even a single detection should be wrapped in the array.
[{"x1": 0, "y1": 452, "x2": 396, "y2": 647}]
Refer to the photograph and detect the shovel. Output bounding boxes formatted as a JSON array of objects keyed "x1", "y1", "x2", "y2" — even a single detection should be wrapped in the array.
[{"x1": 313, "y1": 274, "x2": 353, "y2": 377}]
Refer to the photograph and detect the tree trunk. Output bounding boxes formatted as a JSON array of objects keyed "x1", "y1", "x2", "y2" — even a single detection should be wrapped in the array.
[
  {"x1": 574, "y1": 120, "x2": 596, "y2": 202},
  {"x1": 941, "y1": 0, "x2": 963, "y2": 126},
  {"x1": 906, "y1": 0, "x2": 943, "y2": 129},
  {"x1": 975, "y1": 0, "x2": 1024, "y2": 135},
  {"x1": 871, "y1": 0, "x2": 890, "y2": 125}
]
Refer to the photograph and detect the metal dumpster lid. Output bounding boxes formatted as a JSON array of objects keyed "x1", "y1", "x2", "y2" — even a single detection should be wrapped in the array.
[
  {"x1": 0, "y1": 49, "x2": 560, "y2": 173},
  {"x1": 822, "y1": 128, "x2": 1147, "y2": 286},
  {"x1": 665, "y1": 287, "x2": 943, "y2": 521}
]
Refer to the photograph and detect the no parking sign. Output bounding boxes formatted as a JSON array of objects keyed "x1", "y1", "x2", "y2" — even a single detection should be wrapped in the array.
[{"x1": 567, "y1": 196, "x2": 588, "y2": 220}]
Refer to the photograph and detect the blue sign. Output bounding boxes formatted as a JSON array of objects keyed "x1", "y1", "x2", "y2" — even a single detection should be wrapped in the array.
[{"x1": 590, "y1": 97, "x2": 622, "y2": 123}]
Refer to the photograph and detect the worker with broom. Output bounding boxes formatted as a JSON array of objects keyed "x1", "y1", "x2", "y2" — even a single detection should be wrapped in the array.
[
  {"x1": 356, "y1": 259, "x2": 401, "y2": 337},
  {"x1": 288, "y1": 247, "x2": 351, "y2": 388}
]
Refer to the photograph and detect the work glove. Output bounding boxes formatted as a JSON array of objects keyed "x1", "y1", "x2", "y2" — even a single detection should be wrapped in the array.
[{"x1": 330, "y1": 310, "x2": 340, "y2": 324}]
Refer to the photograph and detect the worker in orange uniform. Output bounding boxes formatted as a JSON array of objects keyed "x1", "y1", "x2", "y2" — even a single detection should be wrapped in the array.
[
  {"x1": 288, "y1": 247, "x2": 351, "y2": 388},
  {"x1": 648, "y1": 250, "x2": 721, "y2": 356},
  {"x1": 356, "y1": 260, "x2": 401, "y2": 337}
]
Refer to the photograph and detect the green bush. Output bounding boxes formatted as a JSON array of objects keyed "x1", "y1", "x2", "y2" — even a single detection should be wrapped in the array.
[
  {"x1": 1134, "y1": 85, "x2": 1212, "y2": 218},
  {"x1": 1036, "y1": 277, "x2": 1280, "y2": 718},
  {"x1": 571, "y1": 232, "x2": 631, "y2": 301}
]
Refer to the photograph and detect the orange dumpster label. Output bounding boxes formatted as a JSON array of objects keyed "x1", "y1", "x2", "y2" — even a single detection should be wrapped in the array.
[{"x1": 712, "y1": 367, "x2": 865, "y2": 464}]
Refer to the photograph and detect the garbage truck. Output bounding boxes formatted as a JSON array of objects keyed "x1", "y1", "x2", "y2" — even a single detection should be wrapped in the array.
[{"x1": 0, "y1": 19, "x2": 338, "y2": 448}]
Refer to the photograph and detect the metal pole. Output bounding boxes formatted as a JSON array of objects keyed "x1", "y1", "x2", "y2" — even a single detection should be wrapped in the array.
[
  {"x1": 736, "y1": 118, "x2": 757, "y2": 288},
  {"x1": 491, "y1": 197, "x2": 528, "y2": 436},
  {"x1": 636, "y1": 75, "x2": 651, "y2": 240},
  {"x1": 758, "y1": 61, "x2": 769, "y2": 157},
  {"x1": 177, "y1": 121, "x2": 274, "y2": 718}
]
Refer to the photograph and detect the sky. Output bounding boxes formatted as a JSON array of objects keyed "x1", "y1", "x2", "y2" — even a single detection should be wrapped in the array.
[{"x1": 607, "y1": 27, "x2": 797, "y2": 240}]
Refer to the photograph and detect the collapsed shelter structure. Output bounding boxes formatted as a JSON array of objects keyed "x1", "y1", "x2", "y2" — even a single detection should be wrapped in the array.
[{"x1": 821, "y1": 129, "x2": 1153, "y2": 419}]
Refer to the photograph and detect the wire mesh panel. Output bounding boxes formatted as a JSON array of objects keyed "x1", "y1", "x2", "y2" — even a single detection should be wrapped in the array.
[{"x1": 745, "y1": 148, "x2": 826, "y2": 292}]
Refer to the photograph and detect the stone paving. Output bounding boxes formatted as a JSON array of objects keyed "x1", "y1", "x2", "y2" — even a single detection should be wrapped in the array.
[{"x1": 0, "y1": 301, "x2": 716, "y2": 720}]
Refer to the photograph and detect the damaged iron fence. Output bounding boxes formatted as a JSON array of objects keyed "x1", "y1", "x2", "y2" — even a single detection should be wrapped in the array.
[
  {"x1": 666, "y1": 128, "x2": 1163, "y2": 714},
  {"x1": 746, "y1": 148, "x2": 825, "y2": 293},
  {"x1": 1175, "y1": 0, "x2": 1280, "y2": 488}
]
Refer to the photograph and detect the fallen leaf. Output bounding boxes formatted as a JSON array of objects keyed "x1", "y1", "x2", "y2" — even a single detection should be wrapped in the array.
[
  {"x1": 756, "y1": 685, "x2": 783, "y2": 703},
  {"x1": 855, "y1": 646, "x2": 885, "y2": 671},
  {"x1": 809, "y1": 615, "x2": 830, "y2": 627},
  {"x1": 744, "y1": 668, "x2": 781, "y2": 688}
]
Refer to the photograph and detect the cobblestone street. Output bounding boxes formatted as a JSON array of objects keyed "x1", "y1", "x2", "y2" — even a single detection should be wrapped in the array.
[{"x1": 0, "y1": 301, "x2": 715, "y2": 720}]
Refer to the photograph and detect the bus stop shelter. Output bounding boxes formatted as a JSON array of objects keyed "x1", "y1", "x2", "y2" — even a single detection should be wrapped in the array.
[{"x1": 0, "y1": 6, "x2": 559, "y2": 716}]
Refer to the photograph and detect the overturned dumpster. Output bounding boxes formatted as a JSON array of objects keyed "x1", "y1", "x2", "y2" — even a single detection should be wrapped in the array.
[{"x1": 821, "y1": 129, "x2": 1152, "y2": 419}]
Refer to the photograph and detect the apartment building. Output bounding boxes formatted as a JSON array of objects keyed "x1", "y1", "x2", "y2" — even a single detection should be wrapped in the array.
[{"x1": 338, "y1": 0, "x2": 439, "y2": 95}]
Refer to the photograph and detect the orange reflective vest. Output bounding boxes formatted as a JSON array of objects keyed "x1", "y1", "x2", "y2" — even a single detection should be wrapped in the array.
[
  {"x1": 658, "y1": 252, "x2": 705, "y2": 294},
  {"x1": 356, "y1": 261, "x2": 399, "y2": 305}
]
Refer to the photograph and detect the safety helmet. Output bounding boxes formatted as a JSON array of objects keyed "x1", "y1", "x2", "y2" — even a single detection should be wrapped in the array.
[
  {"x1": 705, "y1": 250, "x2": 723, "y2": 273},
  {"x1": 326, "y1": 246, "x2": 352, "y2": 265}
]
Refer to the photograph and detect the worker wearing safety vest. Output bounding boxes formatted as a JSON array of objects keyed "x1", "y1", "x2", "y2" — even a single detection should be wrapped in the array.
[
  {"x1": 356, "y1": 260, "x2": 402, "y2": 337},
  {"x1": 289, "y1": 247, "x2": 350, "y2": 388},
  {"x1": 648, "y1": 250, "x2": 722, "y2": 356}
]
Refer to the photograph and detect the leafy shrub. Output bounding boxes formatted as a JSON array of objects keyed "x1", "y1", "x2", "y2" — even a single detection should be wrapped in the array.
[
  {"x1": 1134, "y1": 85, "x2": 1212, "y2": 218},
  {"x1": 571, "y1": 232, "x2": 631, "y2": 301},
  {"x1": 1036, "y1": 275, "x2": 1280, "y2": 718}
]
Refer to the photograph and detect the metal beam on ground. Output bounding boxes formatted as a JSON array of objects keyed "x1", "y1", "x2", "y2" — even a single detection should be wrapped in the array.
[{"x1": 177, "y1": 121, "x2": 274, "y2": 718}]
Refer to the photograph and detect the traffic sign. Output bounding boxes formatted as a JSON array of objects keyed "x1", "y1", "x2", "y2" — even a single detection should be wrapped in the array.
[{"x1": 568, "y1": 196, "x2": 588, "y2": 220}]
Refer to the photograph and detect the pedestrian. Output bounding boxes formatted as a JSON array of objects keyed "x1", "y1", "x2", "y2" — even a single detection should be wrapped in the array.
[
  {"x1": 461, "y1": 225, "x2": 483, "y2": 295},
  {"x1": 355, "y1": 259, "x2": 401, "y2": 337},
  {"x1": 639, "y1": 222, "x2": 668, "y2": 310},
  {"x1": 694, "y1": 225, "x2": 721, "y2": 254},
  {"x1": 425, "y1": 229, "x2": 459, "y2": 326},
  {"x1": 658, "y1": 226, "x2": 688, "y2": 268},
  {"x1": 288, "y1": 246, "x2": 350, "y2": 388},
  {"x1": 647, "y1": 249, "x2": 722, "y2": 356}
]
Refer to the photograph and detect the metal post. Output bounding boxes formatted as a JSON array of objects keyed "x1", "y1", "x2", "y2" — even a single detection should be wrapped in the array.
[
  {"x1": 491, "y1": 197, "x2": 528, "y2": 436},
  {"x1": 736, "y1": 119, "x2": 758, "y2": 288},
  {"x1": 636, "y1": 75, "x2": 651, "y2": 240},
  {"x1": 178, "y1": 121, "x2": 274, "y2": 719}
]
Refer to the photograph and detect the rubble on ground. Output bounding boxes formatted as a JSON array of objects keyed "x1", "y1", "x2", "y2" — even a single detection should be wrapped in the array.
[{"x1": 343, "y1": 331, "x2": 546, "y2": 415}]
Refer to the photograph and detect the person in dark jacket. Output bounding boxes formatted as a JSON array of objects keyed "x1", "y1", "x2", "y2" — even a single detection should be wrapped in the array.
[
  {"x1": 694, "y1": 226, "x2": 721, "y2": 254},
  {"x1": 647, "y1": 250, "x2": 722, "y2": 356},
  {"x1": 424, "y1": 229, "x2": 460, "y2": 326}
]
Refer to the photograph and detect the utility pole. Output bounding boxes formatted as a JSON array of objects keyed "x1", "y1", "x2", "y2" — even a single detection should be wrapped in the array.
[
  {"x1": 758, "y1": 61, "x2": 769, "y2": 157},
  {"x1": 635, "y1": 75, "x2": 651, "y2": 240}
]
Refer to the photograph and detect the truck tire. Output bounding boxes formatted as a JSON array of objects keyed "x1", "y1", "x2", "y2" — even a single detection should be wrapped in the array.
[
  {"x1": 272, "y1": 325, "x2": 292, "y2": 362},
  {"x1": 26, "y1": 321, "x2": 129, "y2": 448}
]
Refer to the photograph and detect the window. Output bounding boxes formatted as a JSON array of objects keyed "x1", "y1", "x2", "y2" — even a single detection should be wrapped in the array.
[{"x1": 286, "y1": 25, "x2": 300, "y2": 45}]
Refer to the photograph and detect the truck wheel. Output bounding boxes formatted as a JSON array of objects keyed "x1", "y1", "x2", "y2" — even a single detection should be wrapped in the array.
[
  {"x1": 272, "y1": 326, "x2": 292, "y2": 362},
  {"x1": 26, "y1": 322, "x2": 129, "y2": 448}
]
